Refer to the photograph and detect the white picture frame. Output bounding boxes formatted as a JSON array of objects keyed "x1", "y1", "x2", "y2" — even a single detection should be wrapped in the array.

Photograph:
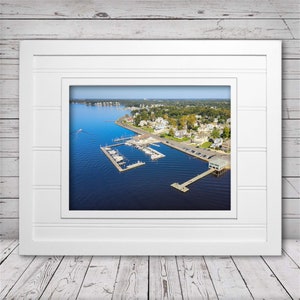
[{"x1": 19, "y1": 40, "x2": 281, "y2": 255}]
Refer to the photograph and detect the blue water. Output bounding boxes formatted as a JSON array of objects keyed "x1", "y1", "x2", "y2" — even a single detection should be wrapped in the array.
[{"x1": 70, "y1": 104, "x2": 230, "y2": 210}]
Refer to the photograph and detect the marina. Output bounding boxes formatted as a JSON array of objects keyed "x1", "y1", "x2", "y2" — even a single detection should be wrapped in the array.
[{"x1": 100, "y1": 146, "x2": 145, "y2": 172}]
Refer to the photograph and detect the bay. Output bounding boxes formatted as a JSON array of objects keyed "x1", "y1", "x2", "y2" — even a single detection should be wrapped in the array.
[{"x1": 70, "y1": 103, "x2": 230, "y2": 210}]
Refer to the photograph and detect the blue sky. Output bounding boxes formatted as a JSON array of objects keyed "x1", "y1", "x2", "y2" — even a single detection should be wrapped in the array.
[{"x1": 70, "y1": 86, "x2": 230, "y2": 100}]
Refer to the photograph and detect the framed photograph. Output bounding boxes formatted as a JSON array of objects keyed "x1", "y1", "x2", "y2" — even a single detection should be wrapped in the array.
[{"x1": 19, "y1": 40, "x2": 281, "y2": 255}]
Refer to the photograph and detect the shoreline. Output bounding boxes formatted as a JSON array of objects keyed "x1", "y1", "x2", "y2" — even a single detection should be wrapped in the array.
[{"x1": 115, "y1": 118, "x2": 231, "y2": 168}]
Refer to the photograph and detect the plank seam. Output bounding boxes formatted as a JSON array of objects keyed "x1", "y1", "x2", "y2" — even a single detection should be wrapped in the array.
[
  {"x1": 231, "y1": 256, "x2": 255, "y2": 299},
  {"x1": 73, "y1": 256, "x2": 93, "y2": 300},
  {"x1": 261, "y1": 256, "x2": 294, "y2": 299}
]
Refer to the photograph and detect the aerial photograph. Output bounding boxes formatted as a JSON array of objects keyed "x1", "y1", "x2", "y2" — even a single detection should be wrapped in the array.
[{"x1": 69, "y1": 86, "x2": 231, "y2": 211}]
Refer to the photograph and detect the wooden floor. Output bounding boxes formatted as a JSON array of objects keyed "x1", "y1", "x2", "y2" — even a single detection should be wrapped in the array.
[{"x1": 0, "y1": 240, "x2": 299, "y2": 299}]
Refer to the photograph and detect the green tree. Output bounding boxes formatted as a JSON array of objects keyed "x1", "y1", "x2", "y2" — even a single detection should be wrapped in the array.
[
  {"x1": 186, "y1": 114, "x2": 197, "y2": 130},
  {"x1": 211, "y1": 127, "x2": 220, "y2": 139},
  {"x1": 222, "y1": 126, "x2": 231, "y2": 139},
  {"x1": 169, "y1": 128, "x2": 175, "y2": 136}
]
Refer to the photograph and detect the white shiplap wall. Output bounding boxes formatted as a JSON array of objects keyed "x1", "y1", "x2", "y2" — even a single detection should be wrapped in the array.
[{"x1": 0, "y1": 0, "x2": 299, "y2": 238}]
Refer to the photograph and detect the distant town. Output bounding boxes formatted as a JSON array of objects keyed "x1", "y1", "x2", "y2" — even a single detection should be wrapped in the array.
[{"x1": 71, "y1": 99, "x2": 231, "y2": 154}]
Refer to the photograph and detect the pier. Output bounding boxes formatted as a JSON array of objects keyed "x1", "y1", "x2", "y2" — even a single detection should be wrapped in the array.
[
  {"x1": 171, "y1": 157, "x2": 228, "y2": 192},
  {"x1": 171, "y1": 169, "x2": 215, "y2": 192},
  {"x1": 100, "y1": 146, "x2": 145, "y2": 172},
  {"x1": 113, "y1": 136, "x2": 135, "y2": 143}
]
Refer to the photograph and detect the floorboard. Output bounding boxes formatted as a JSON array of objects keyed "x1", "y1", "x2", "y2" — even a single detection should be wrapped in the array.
[
  {"x1": 77, "y1": 256, "x2": 120, "y2": 300},
  {"x1": 4, "y1": 256, "x2": 62, "y2": 299},
  {"x1": 112, "y1": 256, "x2": 148, "y2": 300},
  {"x1": 177, "y1": 256, "x2": 218, "y2": 299},
  {"x1": 40, "y1": 256, "x2": 91, "y2": 300},
  {"x1": 0, "y1": 240, "x2": 299, "y2": 299},
  {"x1": 204, "y1": 256, "x2": 253, "y2": 299},
  {"x1": 263, "y1": 253, "x2": 300, "y2": 299},
  {"x1": 233, "y1": 256, "x2": 292, "y2": 299},
  {"x1": 149, "y1": 256, "x2": 183, "y2": 299}
]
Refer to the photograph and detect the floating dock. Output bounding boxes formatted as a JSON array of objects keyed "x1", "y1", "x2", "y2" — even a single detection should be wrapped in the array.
[
  {"x1": 100, "y1": 146, "x2": 145, "y2": 172},
  {"x1": 171, "y1": 169, "x2": 215, "y2": 192}
]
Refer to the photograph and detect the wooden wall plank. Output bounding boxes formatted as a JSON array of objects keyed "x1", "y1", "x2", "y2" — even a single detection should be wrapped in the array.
[
  {"x1": 5, "y1": 256, "x2": 62, "y2": 299},
  {"x1": 0, "y1": 218, "x2": 18, "y2": 238},
  {"x1": 283, "y1": 178, "x2": 300, "y2": 198},
  {"x1": 0, "y1": 199, "x2": 18, "y2": 218},
  {"x1": 283, "y1": 120, "x2": 300, "y2": 138},
  {"x1": 283, "y1": 60, "x2": 300, "y2": 80},
  {"x1": 0, "y1": 0, "x2": 285, "y2": 19},
  {"x1": 0, "y1": 19, "x2": 293, "y2": 40},
  {"x1": 77, "y1": 256, "x2": 120, "y2": 299},
  {"x1": 0, "y1": 157, "x2": 18, "y2": 176},
  {"x1": 283, "y1": 199, "x2": 300, "y2": 218},
  {"x1": 0, "y1": 99, "x2": 19, "y2": 119},
  {"x1": 0, "y1": 120, "x2": 18, "y2": 138},
  {"x1": 282, "y1": 157, "x2": 300, "y2": 177},
  {"x1": 0, "y1": 138, "x2": 18, "y2": 157},
  {"x1": 282, "y1": 219, "x2": 300, "y2": 239},
  {"x1": 285, "y1": 19, "x2": 300, "y2": 39},
  {"x1": 282, "y1": 100, "x2": 300, "y2": 119},
  {"x1": 269, "y1": 0, "x2": 300, "y2": 19},
  {"x1": 283, "y1": 79, "x2": 300, "y2": 99},
  {"x1": 40, "y1": 256, "x2": 91, "y2": 300},
  {"x1": 232, "y1": 256, "x2": 291, "y2": 299},
  {"x1": 0, "y1": 177, "x2": 18, "y2": 198},
  {"x1": 283, "y1": 138, "x2": 300, "y2": 157},
  {"x1": 177, "y1": 256, "x2": 218, "y2": 299},
  {"x1": 112, "y1": 256, "x2": 148, "y2": 299},
  {"x1": 149, "y1": 256, "x2": 183, "y2": 299}
]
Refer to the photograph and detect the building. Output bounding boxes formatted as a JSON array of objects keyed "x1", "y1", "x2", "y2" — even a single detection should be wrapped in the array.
[{"x1": 209, "y1": 157, "x2": 228, "y2": 171}]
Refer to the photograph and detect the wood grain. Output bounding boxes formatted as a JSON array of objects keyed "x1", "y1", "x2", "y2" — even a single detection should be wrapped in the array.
[
  {"x1": 263, "y1": 253, "x2": 300, "y2": 299},
  {"x1": 233, "y1": 256, "x2": 291, "y2": 300},
  {"x1": 112, "y1": 256, "x2": 148, "y2": 299},
  {"x1": 149, "y1": 256, "x2": 183, "y2": 299},
  {"x1": 1, "y1": 0, "x2": 291, "y2": 19},
  {"x1": 204, "y1": 256, "x2": 253, "y2": 300},
  {"x1": 0, "y1": 218, "x2": 19, "y2": 238},
  {"x1": 0, "y1": 0, "x2": 299, "y2": 239},
  {"x1": 0, "y1": 199, "x2": 18, "y2": 218},
  {"x1": 77, "y1": 256, "x2": 120, "y2": 299},
  {"x1": 0, "y1": 247, "x2": 34, "y2": 299},
  {"x1": 40, "y1": 256, "x2": 91, "y2": 300},
  {"x1": 0, "y1": 19, "x2": 293, "y2": 40},
  {"x1": 0, "y1": 138, "x2": 18, "y2": 157},
  {"x1": 5, "y1": 256, "x2": 62, "y2": 299},
  {"x1": 177, "y1": 256, "x2": 218, "y2": 299}
]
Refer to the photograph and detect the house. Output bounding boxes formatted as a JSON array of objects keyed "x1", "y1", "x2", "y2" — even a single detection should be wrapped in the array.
[
  {"x1": 211, "y1": 138, "x2": 223, "y2": 148},
  {"x1": 154, "y1": 117, "x2": 168, "y2": 130},
  {"x1": 174, "y1": 129, "x2": 187, "y2": 138},
  {"x1": 138, "y1": 120, "x2": 148, "y2": 127}
]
